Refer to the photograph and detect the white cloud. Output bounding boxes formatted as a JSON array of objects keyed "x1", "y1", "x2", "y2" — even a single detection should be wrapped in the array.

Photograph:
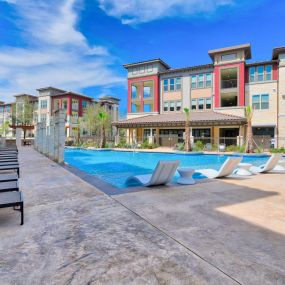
[
  {"x1": 0, "y1": 0, "x2": 124, "y2": 102},
  {"x1": 97, "y1": 0, "x2": 235, "y2": 24}
]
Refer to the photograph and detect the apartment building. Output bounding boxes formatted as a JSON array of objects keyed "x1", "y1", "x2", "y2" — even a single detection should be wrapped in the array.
[
  {"x1": 37, "y1": 87, "x2": 120, "y2": 137},
  {"x1": 0, "y1": 101, "x2": 14, "y2": 137},
  {"x1": 115, "y1": 43, "x2": 285, "y2": 148}
]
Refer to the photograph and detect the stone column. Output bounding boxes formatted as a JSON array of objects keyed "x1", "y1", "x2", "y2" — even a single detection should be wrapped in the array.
[
  {"x1": 57, "y1": 110, "x2": 66, "y2": 163},
  {"x1": 49, "y1": 117, "x2": 55, "y2": 160},
  {"x1": 16, "y1": 128, "x2": 22, "y2": 148}
]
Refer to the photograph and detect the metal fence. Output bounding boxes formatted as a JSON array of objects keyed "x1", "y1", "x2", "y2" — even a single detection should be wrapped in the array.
[{"x1": 114, "y1": 135, "x2": 285, "y2": 151}]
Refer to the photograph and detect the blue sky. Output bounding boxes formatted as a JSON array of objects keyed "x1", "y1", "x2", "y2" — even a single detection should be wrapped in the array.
[{"x1": 0, "y1": 0, "x2": 284, "y2": 117}]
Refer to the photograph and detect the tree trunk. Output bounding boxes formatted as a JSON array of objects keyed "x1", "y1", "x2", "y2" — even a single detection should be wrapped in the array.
[
  {"x1": 100, "y1": 125, "x2": 106, "y2": 148},
  {"x1": 246, "y1": 122, "x2": 254, "y2": 153},
  {"x1": 185, "y1": 120, "x2": 190, "y2": 152},
  {"x1": 23, "y1": 128, "x2": 26, "y2": 140}
]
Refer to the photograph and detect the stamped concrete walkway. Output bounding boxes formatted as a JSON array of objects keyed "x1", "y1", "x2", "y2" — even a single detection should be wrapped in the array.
[{"x1": 0, "y1": 147, "x2": 285, "y2": 284}]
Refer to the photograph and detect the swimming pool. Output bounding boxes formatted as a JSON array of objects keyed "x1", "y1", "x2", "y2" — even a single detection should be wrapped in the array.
[{"x1": 64, "y1": 149, "x2": 269, "y2": 189}]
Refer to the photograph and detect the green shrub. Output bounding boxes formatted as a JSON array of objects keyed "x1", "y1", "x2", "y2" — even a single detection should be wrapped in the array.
[
  {"x1": 270, "y1": 147, "x2": 285, "y2": 153},
  {"x1": 175, "y1": 142, "x2": 185, "y2": 151},
  {"x1": 193, "y1": 140, "x2": 204, "y2": 151},
  {"x1": 226, "y1": 145, "x2": 246, "y2": 153}
]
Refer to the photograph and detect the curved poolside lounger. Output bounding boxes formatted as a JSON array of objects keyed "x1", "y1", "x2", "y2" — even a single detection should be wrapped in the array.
[
  {"x1": 250, "y1": 154, "x2": 285, "y2": 173},
  {"x1": 195, "y1": 157, "x2": 243, "y2": 179},
  {"x1": 126, "y1": 160, "x2": 180, "y2": 187}
]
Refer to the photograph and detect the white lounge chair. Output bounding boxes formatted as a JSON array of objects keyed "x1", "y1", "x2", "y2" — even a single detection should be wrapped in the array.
[
  {"x1": 250, "y1": 154, "x2": 284, "y2": 173},
  {"x1": 126, "y1": 160, "x2": 180, "y2": 187},
  {"x1": 195, "y1": 157, "x2": 242, "y2": 179}
]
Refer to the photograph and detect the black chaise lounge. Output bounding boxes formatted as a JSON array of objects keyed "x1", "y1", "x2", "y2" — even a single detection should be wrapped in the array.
[
  {"x1": 0, "y1": 165, "x2": 20, "y2": 177},
  {"x1": 0, "y1": 162, "x2": 19, "y2": 166},
  {"x1": 0, "y1": 181, "x2": 19, "y2": 192},
  {"x1": 0, "y1": 173, "x2": 18, "y2": 182},
  {"x1": 0, "y1": 191, "x2": 24, "y2": 225},
  {"x1": 0, "y1": 159, "x2": 18, "y2": 163}
]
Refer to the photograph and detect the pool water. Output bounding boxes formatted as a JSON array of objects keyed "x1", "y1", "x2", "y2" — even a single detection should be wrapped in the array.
[{"x1": 64, "y1": 149, "x2": 269, "y2": 188}]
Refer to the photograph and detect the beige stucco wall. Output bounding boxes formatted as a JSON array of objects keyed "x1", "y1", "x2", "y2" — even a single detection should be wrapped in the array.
[
  {"x1": 191, "y1": 88, "x2": 212, "y2": 99},
  {"x1": 278, "y1": 56, "x2": 285, "y2": 141},
  {"x1": 214, "y1": 50, "x2": 245, "y2": 65},
  {"x1": 163, "y1": 91, "x2": 182, "y2": 101},
  {"x1": 245, "y1": 81, "x2": 278, "y2": 127},
  {"x1": 214, "y1": 107, "x2": 245, "y2": 117}
]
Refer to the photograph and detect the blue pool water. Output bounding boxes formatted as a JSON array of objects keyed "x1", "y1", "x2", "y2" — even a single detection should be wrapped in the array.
[{"x1": 64, "y1": 149, "x2": 269, "y2": 188}]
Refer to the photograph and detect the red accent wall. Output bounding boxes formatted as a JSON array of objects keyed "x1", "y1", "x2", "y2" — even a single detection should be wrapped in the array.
[
  {"x1": 273, "y1": 63, "x2": 278, "y2": 80},
  {"x1": 51, "y1": 94, "x2": 92, "y2": 116},
  {"x1": 127, "y1": 74, "x2": 159, "y2": 113},
  {"x1": 214, "y1": 62, "x2": 245, "y2": 108}
]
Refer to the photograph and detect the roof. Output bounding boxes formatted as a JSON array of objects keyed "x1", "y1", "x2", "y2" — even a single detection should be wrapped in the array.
[
  {"x1": 272, "y1": 46, "x2": 285, "y2": 60},
  {"x1": 51, "y1": 91, "x2": 94, "y2": 100},
  {"x1": 123, "y1": 58, "x2": 170, "y2": 69},
  {"x1": 36, "y1": 86, "x2": 66, "y2": 93},
  {"x1": 14, "y1": 94, "x2": 38, "y2": 100},
  {"x1": 99, "y1": 96, "x2": 120, "y2": 102},
  {"x1": 246, "y1": 60, "x2": 278, "y2": 67},
  {"x1": 208, "y1": 43, "x2": 252, "y2": 60},
  {"x1": 159, "y1": 64, "x2": 213, "y2": 75},
  {"x1": 113, "y1": 111, "x2": 246, "y2": 128}
]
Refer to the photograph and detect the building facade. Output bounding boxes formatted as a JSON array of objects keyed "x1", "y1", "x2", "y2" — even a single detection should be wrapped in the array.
[
  {"x1": 0, "y1": 87, "x2": 120, "y2": 139},
  {"x1": 115, "y1": 44, "x2": 285, "y2": 148}
]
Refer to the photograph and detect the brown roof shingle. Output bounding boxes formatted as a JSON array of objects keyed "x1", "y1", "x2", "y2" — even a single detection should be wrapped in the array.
[{"x1": 114, "y1": 111, "x2": 246, "y2": 128}]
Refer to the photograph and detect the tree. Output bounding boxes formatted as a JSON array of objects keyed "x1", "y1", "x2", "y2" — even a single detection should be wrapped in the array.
[
  {"x1": 81, "y1": 104, "x2": 98, "y2": 136},
  {"x1": 0, "y1": 121, "x2": 10, "y2": 137},
  {"x1": 13, "y1": 98, "x2": 35, "y2": 139},
  {"x1": 97, "y1": 109, "x2": 111, "y2": 148},
  {"x1": 184, "y1": 107, "x2": 191, "y2": 152},
  {"x1": 244, "y1": 105, "x2": 255, "y2": 153}
]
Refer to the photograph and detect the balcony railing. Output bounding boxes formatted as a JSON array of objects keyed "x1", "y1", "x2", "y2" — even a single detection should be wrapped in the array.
[{"x1": 221, "y1": 79, "x2": 237, "y2": 89}]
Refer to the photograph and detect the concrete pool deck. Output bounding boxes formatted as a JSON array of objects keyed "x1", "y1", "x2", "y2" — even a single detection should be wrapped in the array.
[{"x1": 0, "y1": 147, "x2": 285, "y2": 284}]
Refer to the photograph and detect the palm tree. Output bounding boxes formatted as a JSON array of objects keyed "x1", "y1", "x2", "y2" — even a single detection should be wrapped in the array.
[
  {"x1": 97, "y1": 110, "x2": 110, "y2": 148},
  {"x1": 184, "y1": 107, "x2": 191, "y2": 152},
  {"x1": 0, "y1": 121, "x2": 10, "y2": 137},
  {"x1": 245, "y1": 105, "x2": 254, "y2": 153}
]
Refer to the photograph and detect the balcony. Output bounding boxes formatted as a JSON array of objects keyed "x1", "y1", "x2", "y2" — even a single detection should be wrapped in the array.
[{"x1": 221, "y1": 79, "x2": 237, "y2": 89}]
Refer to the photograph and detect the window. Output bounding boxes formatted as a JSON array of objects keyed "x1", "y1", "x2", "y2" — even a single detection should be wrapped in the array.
[
  {"x1": 40, "y1": 113, "x2": 47, "y2": 122},
  {"x1": 144, "y1": 86, "x2": 151, "y2": 98},
  {"x1": 221, "y1": 53, "x2": 237, "y2": 61},
  {"x1": 198, "y1": 74, "x2": 204, "y2": 88},
  {"x1": 176, "y1": 78, "x2": 181, "y2": 90},
  {"x1": 163, "y1": 79, "x2": 168, "y2": 92},
  {"x1": 139, "y1": 66, "x2": 145, "y2": 74},
  {"x1": 170, "y1": 101, "x2": 175, "y2": 111},
  {"x1": 5, "y1": 105, "x2": 11, "y2": 112},
  {"x1": 249, "y1": 67, "x2": 255, "y2": 82},
  {"x1": 40, "y1": 100, "x2": 47, "y2": 109},
  {"x1": 252, "y1": 94, "x2": 269, "y2": 110},
  {"x1": 249, "y1": 65, "x2": 273, "y2": 82},
  {"x1": 191, "y1": 75, "x2": 197, "y2": 89},
  {"x1": 206, "y1": 98, "x2": 212, "y2": 109},
  {"x1": 132, "y1": 67, "x2": 138, "y2": 75},
  {"x1": 191, "y1": 99, "x2": 197, "y2": 110},
  {"x1": 82, "y1": 100, "x2": 88, "y2": 109},
  {"x1": 176, "y1": 101, "x2": 182, "y2": 111},
  {"x1": 265, "y1": 65, "x2": 272, "y2": 81},
  {"x1": 131, "y1": 103, "x2": 140, "y2": 113},
  {"x1": 147, "y1": 64, "x2": 153, "y2": 73},
  {"x1": 205, "y1": 74, "x2": 212, "y2": 87},
  {"x1": 257, "y1": 66, "x2": 264, "y2": 81},
  {"x1": 143, "y1": 103, "x2": 151, "y2": 112},
  {"x1": 164, "y1": 101, "x2": 169, "y2": 112},
  {"x1": 261, "y1": 94, "x2": 269, "y2": 109},
  {"x1": 198, "y1": 98, "x2": 204, "y2": 110},
  {"x1": 169, "y1": 78, "x2": 175, "y2": 91},
  {"x1": 0, "y1": 106, "x2": 3, "y2": 112},
  {"x1": 62, "y1": 100, "x2": 67, "y2": 110},
  {"x1": 131, "y1": 85, "x2": 138, "y2": 99},
  {"x1": 72, "y1": 99, "x2": 78, "y2": 110}
]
